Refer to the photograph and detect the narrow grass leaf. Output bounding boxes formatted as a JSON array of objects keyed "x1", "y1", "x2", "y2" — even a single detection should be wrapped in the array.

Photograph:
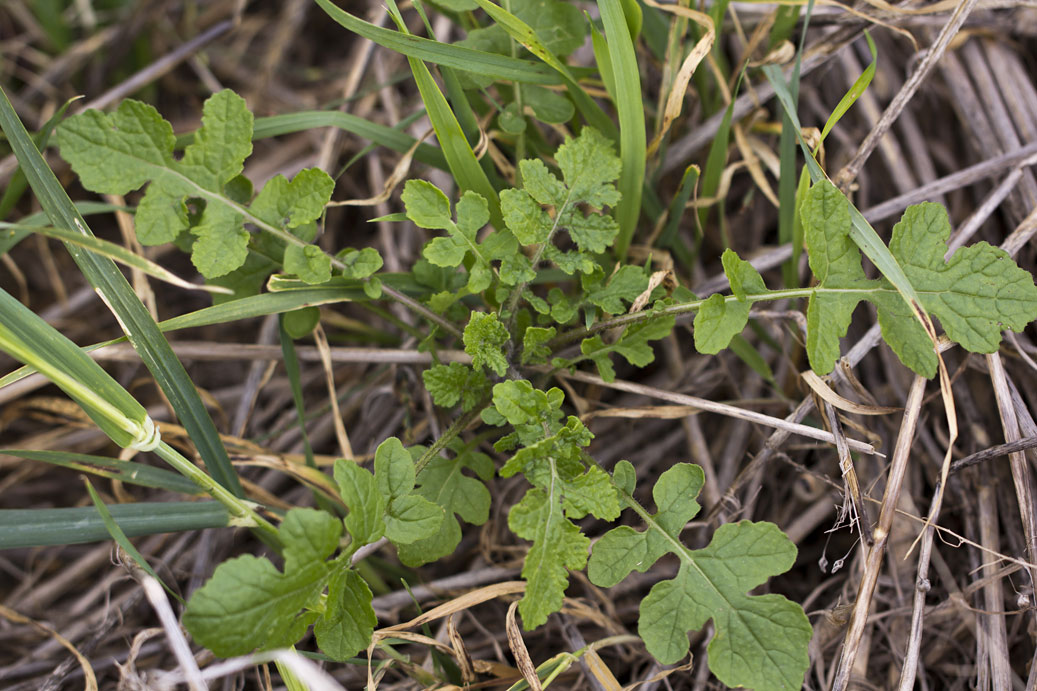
[
  {"x1": 777, "y1": 0, "x2": 813, "y2": 287},
  {"x1": 817, "y1": 32, "x2": 876, "y2": 147},
  {"x1": 1, "y1": 449, "x2": 203, "y2": 495},
  {"x1": 597, "y1": 0, "x2": 646, "y2": 258},
  {"x1": 0, "y1": 98, "x2": 71, "y2": 224},
  {"x1": 590, "y1": 22, "x2": 616, "y2": 100},
  {"x1": 313, "y1": 0, "x2": 563, "y2": 85},
  {"x1": 2, "y1": 201, "x2": 128, "y2": 256},
  {"x1": 0, "y1": 286, "x2": 155, "y2": 449},
  {"x1": 0, "y1": 502, "x2": 230, "y2": 549},
  {"x1": 727, "y1": 333, "x2": 776, "y2": 385},
  {"x1": 84, "y1": 478, "x2": 183, "y2": 603},
  {"x1": 0, "y1": 222, "x2": 231, "y2": 295},
  {"x1": 658, "y1": 165, "x2": 699, "y2": 268},
  {"x1": 0, "y1": 286, "x2": 369, "y2": 390},
  {"x1": 382, "y1": 0, "x2": 503, "y2": 230},
  {"x1": 697, "y1": 69, "x2": 744, "y2": 235}
]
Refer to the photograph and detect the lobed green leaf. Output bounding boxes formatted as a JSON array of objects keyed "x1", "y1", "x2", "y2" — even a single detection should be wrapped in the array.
[
  {"x1": 397, "y1": 441, "x2": 494, "y2": 567},
  {"x1": 588, "y1": 464, "x2": 811, "y2": 690},
  {"x1": 57, "y1": 91, "x2": 335, "y2": 281},
  {"x1": 463, "y1": 311, "x2": 510, "y2": 376}
]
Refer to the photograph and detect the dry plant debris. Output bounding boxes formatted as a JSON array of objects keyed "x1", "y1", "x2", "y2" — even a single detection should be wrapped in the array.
[{"x1": 2, "y1": 0, "x2": 1037, "y2": 689}]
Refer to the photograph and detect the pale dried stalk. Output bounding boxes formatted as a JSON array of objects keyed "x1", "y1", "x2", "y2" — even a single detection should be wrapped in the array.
[
  {"x1": 832, "y1": 375, "x2": 926, "y2": 691},
  {"x1": 554, "y1": 369, "x2": 881, "y2": 456},
  {"x1": 978, "y1": 477, "x2": 1013, "y2": 689},
  {"x1": 823, "y1": 401, "x2": 873, "y2": 546},
  {"x1": 90, "y1": 342, "x2": 470, "y2": 364},
  {"x1": 314, "y1": 323, "x2": 353, "y2": 459}
]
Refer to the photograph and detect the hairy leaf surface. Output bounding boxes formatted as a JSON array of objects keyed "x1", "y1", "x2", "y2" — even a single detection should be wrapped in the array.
[{"x1": 500, "y1": 128, "x2": 621, "y2": 275}]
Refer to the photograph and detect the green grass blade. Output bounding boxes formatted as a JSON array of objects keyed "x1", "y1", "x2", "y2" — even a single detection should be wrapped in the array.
[
  {"x1": 278, "y1": 317, "x2": 317, "y2": 472},
  {"x1": 1, "y1": 449, "x2": 204, "y2": 495},
  {"x1": 769, "y1": 4, "x2": 801, "y2": 48},
  {"x1": 0, "y1": 85, "x2": 244, "y2": 496},
  {"x1": 313, "y1": 0, "x2": 563, "y2": 85},
  {"x1": 598, "y1": 0, "x2": 646, "y2": 258},
  {"x1": 639, "y1": 0, "x2": 669, "y2": 61},
  {"x1": 618, "y1": 0, "x2": 642, "y2": 41},
  {"x1": 0, "y1": 98, "x2": 72, "y2": 220},
  {"x1": 817, "y1": 31, "x2": 876, "y2": 147},
  {"x1": 0, "y1": 286, "x2": 370, "y2": 389},
  {"x1": 470, "y1": 0, "x2": 617, "y2": 139},
  {"x1": 0, "y1": 222, "x2": 231, "y2": 296},
  {"x1": 697, "y1": 72, "x2": 743, "y2": 238},
  {"x1": 658, "y1": 163, "x2": 700, "y2": 269},
  {"x1": 777, "y1": 1, "x2": 812, "y2": 287},
  {"x1": 728, "y1": 333, "x2": 776, "y2": 386},
  {"x1": 382, "y1": 0, "x2": 504, "y2": 229},
  {"x1": 1, "y1": 201, "x2": 127, "y2": 256},
  {"x1": 84, "y1": 478, "x2": 183, "y2": 603},
  {"x1": 0, "y1": 286, "x2": 153, "y2": 448},
  {"x1": 0, "y1": 502, "x2": 230, "y2": 549},
  {"x1": 590, "y1": 22, "x2": 616, "y2": 101},
  {"x1": 0, "y1": 286, "x2": 277, "y2": 544}
]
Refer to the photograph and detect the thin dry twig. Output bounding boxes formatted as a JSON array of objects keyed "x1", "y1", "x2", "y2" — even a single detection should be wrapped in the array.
[
  {"x1": 554, "y1": 369, "x2": 882, "y2": 456},
  {"x1": 833, "y1": 0, "x2": 980, "y2": 188},
  {"x1": 832, "y1": 375, "x2": 926, "y2": 691}
]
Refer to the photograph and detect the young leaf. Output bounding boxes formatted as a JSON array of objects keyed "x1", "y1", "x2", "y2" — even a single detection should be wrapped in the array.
[
  {"x1": 521, "y1": 85, "x2": 575, "y2": 124},
  {"x1": 337, "y1": 247, "x2": 383, "y2": 279},
  {"x1": 335, "y1": 440, "x2": 443, "y2": 548},
  {"x1": 693, "y1": 293, "x2": 748, "y2": 355},
  {"x1": 374, "y1": 437, "x2": 444, "y2": 545},
  {"x1": 500, "y1": 128, "x2": 622, "y2": 274},
  {"x1": 463, "y1": 311, "x2": 510, "y2": 376},
  {"x1": 693, "y1": 250, "x2": 768, "y2": 354},
  {"x1": 422, "y1": 362, "x2": 491, "y2": 411},
  {"x1": 578, "y1": 311, "x2": 675, "y2": 381},
  {"x1": 283, "y1": 244, "x2": 332, "y2": 285},
  {"x1": 584, "y1": 264, "x2": 648, "y2": 314},
  {"x1": 56, "y1": 91, "x2": 335, "y2": 279},
  {"x1": 492, "y1": 381, "x2": 620, "y2": 628},
  {"x1": 403, "y1": 180, "x2": 525, "y2": 291},
  {"x1": 588, "y1": 463, "x2": 811, "y2": 690},
  {"x1": 312, "y1": 569, "x2": 377, "y2": 660},
  {"x1": 397, "y1": 440, "x2": 494, "y2": 567},
  {"x1": 521, "y1": 326, "x2": 556, "y2": 365},
  {"x1": 334, "y1": 459, "x2": 387, "y2": 547},
  {"x1": 183, "y1": 508, "x2": 376, "y2": 661}
]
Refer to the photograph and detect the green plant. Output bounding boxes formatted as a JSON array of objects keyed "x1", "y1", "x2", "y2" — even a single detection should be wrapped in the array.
[{"x1": 4, "y1": 2, "x2": 1037, "y2": 689}]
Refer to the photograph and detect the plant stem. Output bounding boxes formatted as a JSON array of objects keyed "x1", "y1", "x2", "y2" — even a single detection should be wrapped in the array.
[
  {"x1": 502, "y1": 193, "x2": 575, "y2": 331},
  {"x1": 414, "y1": 403, "x2": 486, "y2": 475},
  {"x1": 546, "y1": 286, "x2": 870, "y2": 349},
  {"x1": 153, "y1": 441, "x2": 281, "y2": 546}
]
